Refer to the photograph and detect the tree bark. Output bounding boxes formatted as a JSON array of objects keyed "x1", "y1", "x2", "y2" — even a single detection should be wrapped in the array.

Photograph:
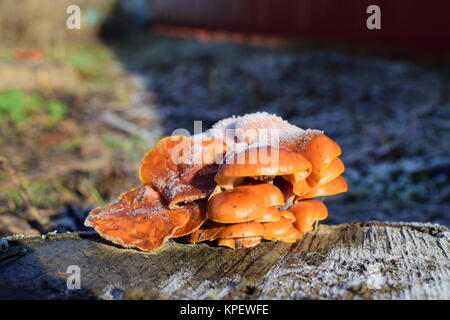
[{"x1": 1, "y1": 222, "x2": 449, "y2": 300}]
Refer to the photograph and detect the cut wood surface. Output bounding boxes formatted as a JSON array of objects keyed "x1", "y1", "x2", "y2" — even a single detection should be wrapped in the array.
[{"x1": 1, "y1": 222, "x2": 449, "y2": 300}]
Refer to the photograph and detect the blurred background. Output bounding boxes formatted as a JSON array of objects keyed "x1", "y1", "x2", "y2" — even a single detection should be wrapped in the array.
[{"x1": 0, "y1": 0, "x2": 449, "y2": 236}]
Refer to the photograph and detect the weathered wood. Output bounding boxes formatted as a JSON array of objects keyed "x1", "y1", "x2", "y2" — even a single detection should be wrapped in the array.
[{"x1": 1, "y1": 222, "x2": 449, "y2": 300}]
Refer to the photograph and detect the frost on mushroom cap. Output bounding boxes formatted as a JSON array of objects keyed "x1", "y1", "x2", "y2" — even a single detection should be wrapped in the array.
[
  {"x1": 207, "y1": 186, "x2": 266, "y2": 223},
  {"x1": 84, "y1": 185, "x2": 199, "y2": 251},
  {"x1": 207, "y1": 111, "x2": 303, "y2": 146},
  {"x1": 138, "y1": 135, "x2": 226, "y2": 209},
  {"x1": 214, "y1": 146, "x2": 312, "y2": 189}
]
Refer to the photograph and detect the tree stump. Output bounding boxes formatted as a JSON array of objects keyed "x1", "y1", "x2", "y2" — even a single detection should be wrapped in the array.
[{"x1": 1, "y1": 222, "x2": 449, "y2": 300}]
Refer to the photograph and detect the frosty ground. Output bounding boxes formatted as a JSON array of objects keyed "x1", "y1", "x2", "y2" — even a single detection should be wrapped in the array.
[{"x1": 1, "y1": 34, "x2": 449, "y2": 235}]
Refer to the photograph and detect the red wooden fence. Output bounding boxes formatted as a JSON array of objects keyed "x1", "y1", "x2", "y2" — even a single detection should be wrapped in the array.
[{"x1": 149, "y1": 0, "x2": 450, "y2": 52}]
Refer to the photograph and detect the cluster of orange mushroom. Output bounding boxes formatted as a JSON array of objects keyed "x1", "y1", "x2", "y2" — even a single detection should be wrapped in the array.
[{"x1": 84, "y1": 112, "x2": 347, "y2": 251}]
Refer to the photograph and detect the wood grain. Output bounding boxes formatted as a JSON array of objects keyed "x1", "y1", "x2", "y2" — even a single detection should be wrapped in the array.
[{"x1": 1, "y1": 222, "x2": 449, "y2": 299}]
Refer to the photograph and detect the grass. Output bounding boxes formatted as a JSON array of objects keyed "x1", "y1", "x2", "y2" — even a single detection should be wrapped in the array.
[
  {"x1": 0, "y1": 41, "x2": 149, "y2": 235},
  {"x1": 101, "y1": 133, "x2": 148, "y2": 162},
  {"x1": 0, "y1": 89, "x2": 67, "y2": 126},
  {"x1": 66, "y1": 45, "x2": 118, "y2": 82}
]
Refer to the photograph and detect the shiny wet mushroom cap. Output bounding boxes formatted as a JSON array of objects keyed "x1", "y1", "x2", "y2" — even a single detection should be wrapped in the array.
[
  {"x1": 296, "y1": 175, "x2": 348, "y2": 200},
  {"x1": 235, "y1": 236, "x2": 262, "y2": 248},
  {"x1": 281, "y1": 131, "x2": 341, "y2": 187},
  {"x1": 217, "y1": 238, "x2": 236, "y2": 248},
  {"x1": 238, "y1": 183, "x2": 284, "y2": 207},
  {"x1": 187, "y1": 220, "x2": 225, "y2": 243},
  {"x1": 255, "y1": 206, "x2": 281, "y2": 223},
  {"x1": 261, "y1": 217, "x2": 294, "y2": 240},
  {"x1": 219, "y1": 221, "x2": 264, "y2": 239},
  {"x1": 279, "y1": 210, "x2": 296, "y2": 222},
  {"x1": 278, "y1": 226, "x2": 302, "y2": 242},
  {"x1": 214, "y1": 146, "x2": 312, "y2": 189},
  {"x1": 288, "y1": 157, "x2": 345, "y2": 196},
  {"x1": 289, "y1": 199, "x2": 328, "y2": 233},
  {"x1": 207, "y1": 186, "x2": 266, "y2": 223}
]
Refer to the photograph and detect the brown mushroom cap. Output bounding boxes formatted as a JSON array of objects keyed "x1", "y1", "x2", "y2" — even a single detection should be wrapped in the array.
[
  {"x1": 217, "y1": 238, "x2": 236, "y2": 248},
  {"x1": 255, "y1": 206, "x2": 281, "y2": 222},
  {"x1": 187, "y1": 220, "x2": 225, "y2": 243},
  {"x1": 85, "y1": 185, "x2": 196, "y2": 251},
  {"x1": 214, "y1": 146, "x2": 312, "y2": 189},
  {"x1": 296, "y1": 175, "x2": 348, "y2": 200},
  {"x1": 281, "y1": 131, "x2": 341, "y2": 187},
  {"x1": 139, "y1": 136, "x2": 226, "y2": 209},
  {"x1": 219, "y1": 221, "x2": 264, "y2": 238},
  {"x1": 289, "y1": 199, "x2": 328, "y2": 232},
  {"x1": 262, "y1": 217, "x2": 294, "y2": 240},
  {"x1": 207, "y1": 186, "x2": 266, "y2": 223}
]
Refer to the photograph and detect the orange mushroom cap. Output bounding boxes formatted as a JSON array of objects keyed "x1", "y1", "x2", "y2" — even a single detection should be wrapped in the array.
[
  {"x1": 279, "y1": 210, "x2": 296, "y2": 222},
  {"x1": 262, "y1": 217, "x2": 294, "y2": 240},
  {"x1": 218, "y1": 235, "x2": 264, "y2": 248},
  {"x1": 219, "y1": 221, "x2": 264, "y2": 238},
  {"x1": 235, "y1": 236, "x2": 262, "y2": 248},
  {"x1": 278, "y1": 226, "x2": 302, "y2": 242},
  {"x1": 84, "y1": 185, "x2": 199, "y2": 251},
  {"x1": 214, "y1": 146, "x2": 312, "y2": 189},
  {"x1": 285, "y1": 157, "x2": 345, "y2": 196},
  {"x1": 296, "y1": 175, "x2": 348, "y2": 200},
  {"x1": 289, "y1": 199, "x2": 328, "y2": 232},
  {"x1": 255, "y1": 206, "x2": 281, "y2": 223},
  {"x1": 281, "y1": 131, "x2": 341, "y2": 187},
  {"x1": 187, "y1": 220, "x2": 225, "y2": 243},
  {"x1": 139, "y1": 135, "x2": 226, "y2": 209},
  {"x1": 207, "y1": 186, "x2": 266, "y2": 223},
  {"x1": 239, "y1": 183, "x2": 284, "y2": 207},
  {"x1": 217, "y1": 238, "x2": 236, "y2": 248},
  {"x1": 172, "y1": 199, "x2": 208, "y2": 238}
]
